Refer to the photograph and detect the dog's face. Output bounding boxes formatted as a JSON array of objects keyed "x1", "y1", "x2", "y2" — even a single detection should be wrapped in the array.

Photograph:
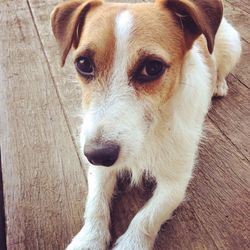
[
  {"x1": 74, "y1": 3, "x2": 186, "y2": 167},
  {"x1": 51, "y1": 0, "x2": 222, "y2": 167}
]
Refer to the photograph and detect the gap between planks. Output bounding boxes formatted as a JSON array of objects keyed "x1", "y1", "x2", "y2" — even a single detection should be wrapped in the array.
[
  {"x1": 208, "y1": 113, "x2": 250, "y2": 165},
  {"x1": 26, "y1": 0, "x2": 86, "y2": 180},
  {"x1": 225, "y1": 0, "x2": 250, "y2": 15},
  {"x1": 231, "y1": 73, "x2": 250, "y2": 90}
]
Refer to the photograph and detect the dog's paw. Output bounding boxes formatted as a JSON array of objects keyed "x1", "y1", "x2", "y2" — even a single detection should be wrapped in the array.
[
  {"x1": 213, "y1": 79, "x2": 228, "y2": 97},
  {"x1": 112, "y1": 231, "x2": 153, "y2": 250},
  {"x1": 66, "y1": 226, "x2": 110, "y2": 250}
]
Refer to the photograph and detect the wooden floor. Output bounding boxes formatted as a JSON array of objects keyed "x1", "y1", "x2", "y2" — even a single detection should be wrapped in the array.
[{"x1": 0, "y1": 0, "x2": 249, "y2": 249}]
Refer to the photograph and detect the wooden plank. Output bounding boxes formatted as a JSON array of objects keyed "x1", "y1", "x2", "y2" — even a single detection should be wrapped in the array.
[
  {"x1": 224, "y1": 1, "x2": 250, "y2": 43},
  {"x1": 225, "y1": 0, "x2": 250, "y2": 15},
  {"x1": 27, "y1": 0, "x2": 87, "y2": 159},
  {"x1": 209, "y1": 74, "x2": 250, "y2": 161},
  {"x1": 187, "y1": 121, "x2": 249, "y2": 250},
  {"x1": 208, "y1": 0, "x2": 250, "y2": 166},
  {"x1": 224, "y1": 1, "x2": 250, "y2": 89},
  {"x1": 0, "y1": 1, "x2": 87, "y2": 249}
]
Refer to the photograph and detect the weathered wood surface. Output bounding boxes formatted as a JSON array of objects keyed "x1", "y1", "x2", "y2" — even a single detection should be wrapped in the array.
[
  {"x1": 224, "y1": 1, "x2": 250, "y2": 89},
  {"x1": 0, "y1": 1, "x2": 87, "y2": 249},
  {"x1": 0, "y1": 0, "x2": 249, "y2": 249}
]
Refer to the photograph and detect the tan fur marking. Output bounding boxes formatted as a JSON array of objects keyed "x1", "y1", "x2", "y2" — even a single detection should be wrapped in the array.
[
  {"x1": 73, "y1": 5, "x2": 121, "y2": 109},
  {"x1": 126, "y1": 3, "x2": 185, "y2": 104}
]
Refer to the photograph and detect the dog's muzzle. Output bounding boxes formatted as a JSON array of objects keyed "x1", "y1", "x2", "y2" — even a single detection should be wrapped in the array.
[{"x1": 84, "y1": 142, "x2": 120, "y2": 167}]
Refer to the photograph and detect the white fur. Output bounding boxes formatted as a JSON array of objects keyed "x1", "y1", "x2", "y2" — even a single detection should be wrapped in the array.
[
  {"x1": 79, "y1": 10, "x2": 146, "y2": 167},
  {"x1": 213, "y1": 18, "x2": 242, "y2": 96},
  {"x1": 66, "y1": 15, "x2": 241, "y2": 250},
  {"x1": 67, "y1": 10, "x2": 142, "y2": 250},
  {"x1": 115, "y1": 10, "x2": 133, "y2": 49},
  {"x1": 113, "y1": 44, "x2": 212, "y2": 250}
]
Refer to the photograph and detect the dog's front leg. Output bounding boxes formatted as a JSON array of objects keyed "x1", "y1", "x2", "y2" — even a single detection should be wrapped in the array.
[
  {"x1": 67, "y1": 167, "x2": 116, "y2": 250},
  {"x1": 113, "y1": 178, "x2": 188, "y2": 250}
]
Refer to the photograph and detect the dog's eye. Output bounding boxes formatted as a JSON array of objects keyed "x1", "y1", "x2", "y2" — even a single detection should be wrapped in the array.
[
  {"x1": 75, "y1": 56, "x2": 94, "y2": 77},
  {"x1": 135, "y1": 59, "x2": 167, "y2": 82}
]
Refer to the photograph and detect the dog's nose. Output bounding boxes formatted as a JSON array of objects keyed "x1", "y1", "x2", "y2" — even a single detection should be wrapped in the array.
[{"x1": 84, "y1": 142, "x2": 120, "y2": 167}]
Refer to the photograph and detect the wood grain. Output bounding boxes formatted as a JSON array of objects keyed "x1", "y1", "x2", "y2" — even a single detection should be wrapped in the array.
[
  {"x1": 0, "y1": 1, "x2": 87, "y2": 249},
  {"x1": 224, "y1": 1, "x2": 250, "y2": 43},
  {"x1": 27, "y1": 0, "x2": 86, "y2": 161},
  {"x1": 224, "y1": 1, "x2": 250, "y2": 89},
  {"x1": 225, "y1": 0, "x2": 250, "y2": 15},
  {"x1": 209, "y1": 74, "x2": 250, "y2": 161}
]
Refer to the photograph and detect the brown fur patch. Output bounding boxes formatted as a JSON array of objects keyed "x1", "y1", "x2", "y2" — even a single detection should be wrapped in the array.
[
  {"x1": 51, "y1": 0, "x2": 103, "y2": 66},
  {"x1": 125, "y1": 3, "x2": 186, "y2": 104},
  {"x1": 163, "y1": 0, "x2": 223, "y2": 53},
  {"x1": 72, "y1": 4, "x2": 121, "y2": 110},
  {"x1": 74, "y1": 5, "x2": 119, "y2": 82}
]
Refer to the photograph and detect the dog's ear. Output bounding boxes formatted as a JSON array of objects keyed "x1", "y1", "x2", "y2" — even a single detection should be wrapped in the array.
[
  {"x1": 51, "y1": 0, "x2": 103, "y2": 66},
  {"x1": 158, "y1": 0, "x2": 223, "y2": 53}
]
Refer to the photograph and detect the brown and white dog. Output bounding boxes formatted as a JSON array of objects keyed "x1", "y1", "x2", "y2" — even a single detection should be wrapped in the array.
[{"x1": 51, "y1": 0, "x2": 241, "y2": 249}]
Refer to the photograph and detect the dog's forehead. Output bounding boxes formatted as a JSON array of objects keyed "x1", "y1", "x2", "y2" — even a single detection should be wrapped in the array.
[{"x1": 74, "y1": 3, "x2": 185, "y2": 73}]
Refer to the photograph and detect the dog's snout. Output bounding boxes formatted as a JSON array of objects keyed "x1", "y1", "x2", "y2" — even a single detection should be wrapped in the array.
[{"x1": 84, "y1": 142, "x2": 120, "y2": 167}]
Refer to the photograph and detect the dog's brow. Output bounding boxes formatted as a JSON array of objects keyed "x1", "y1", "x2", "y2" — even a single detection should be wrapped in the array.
[
  {"x1": 137, "y1": 50, "x2": 170, "y2": 65},
  {"x1": 137, "y1": 49, "x2": 171, "y2": 64},
  {"x1": 74, "y1": 45, "x2": 96, "y2": 60},
  {"x1": 127, "y1": 49, "x2": 171, "y2": 78}
]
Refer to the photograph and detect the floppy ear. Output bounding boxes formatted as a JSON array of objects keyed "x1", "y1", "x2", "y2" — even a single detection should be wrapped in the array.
[
  {"x1": 159, "y1": 0, "x2": 223, "y2": 53},
  {"x1": 51, "y1": 0, "x2": 103, "y2": 66}
]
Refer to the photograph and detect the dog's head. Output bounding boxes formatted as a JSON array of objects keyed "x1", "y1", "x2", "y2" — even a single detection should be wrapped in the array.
[{"x1": 51, "y1": 0, "x2": 223, "y2": 168}]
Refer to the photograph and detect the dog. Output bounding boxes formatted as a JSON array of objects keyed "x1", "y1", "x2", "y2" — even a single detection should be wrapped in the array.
[{"x1": 51, "y1": 0, "x2": 241, "y2": 249}]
